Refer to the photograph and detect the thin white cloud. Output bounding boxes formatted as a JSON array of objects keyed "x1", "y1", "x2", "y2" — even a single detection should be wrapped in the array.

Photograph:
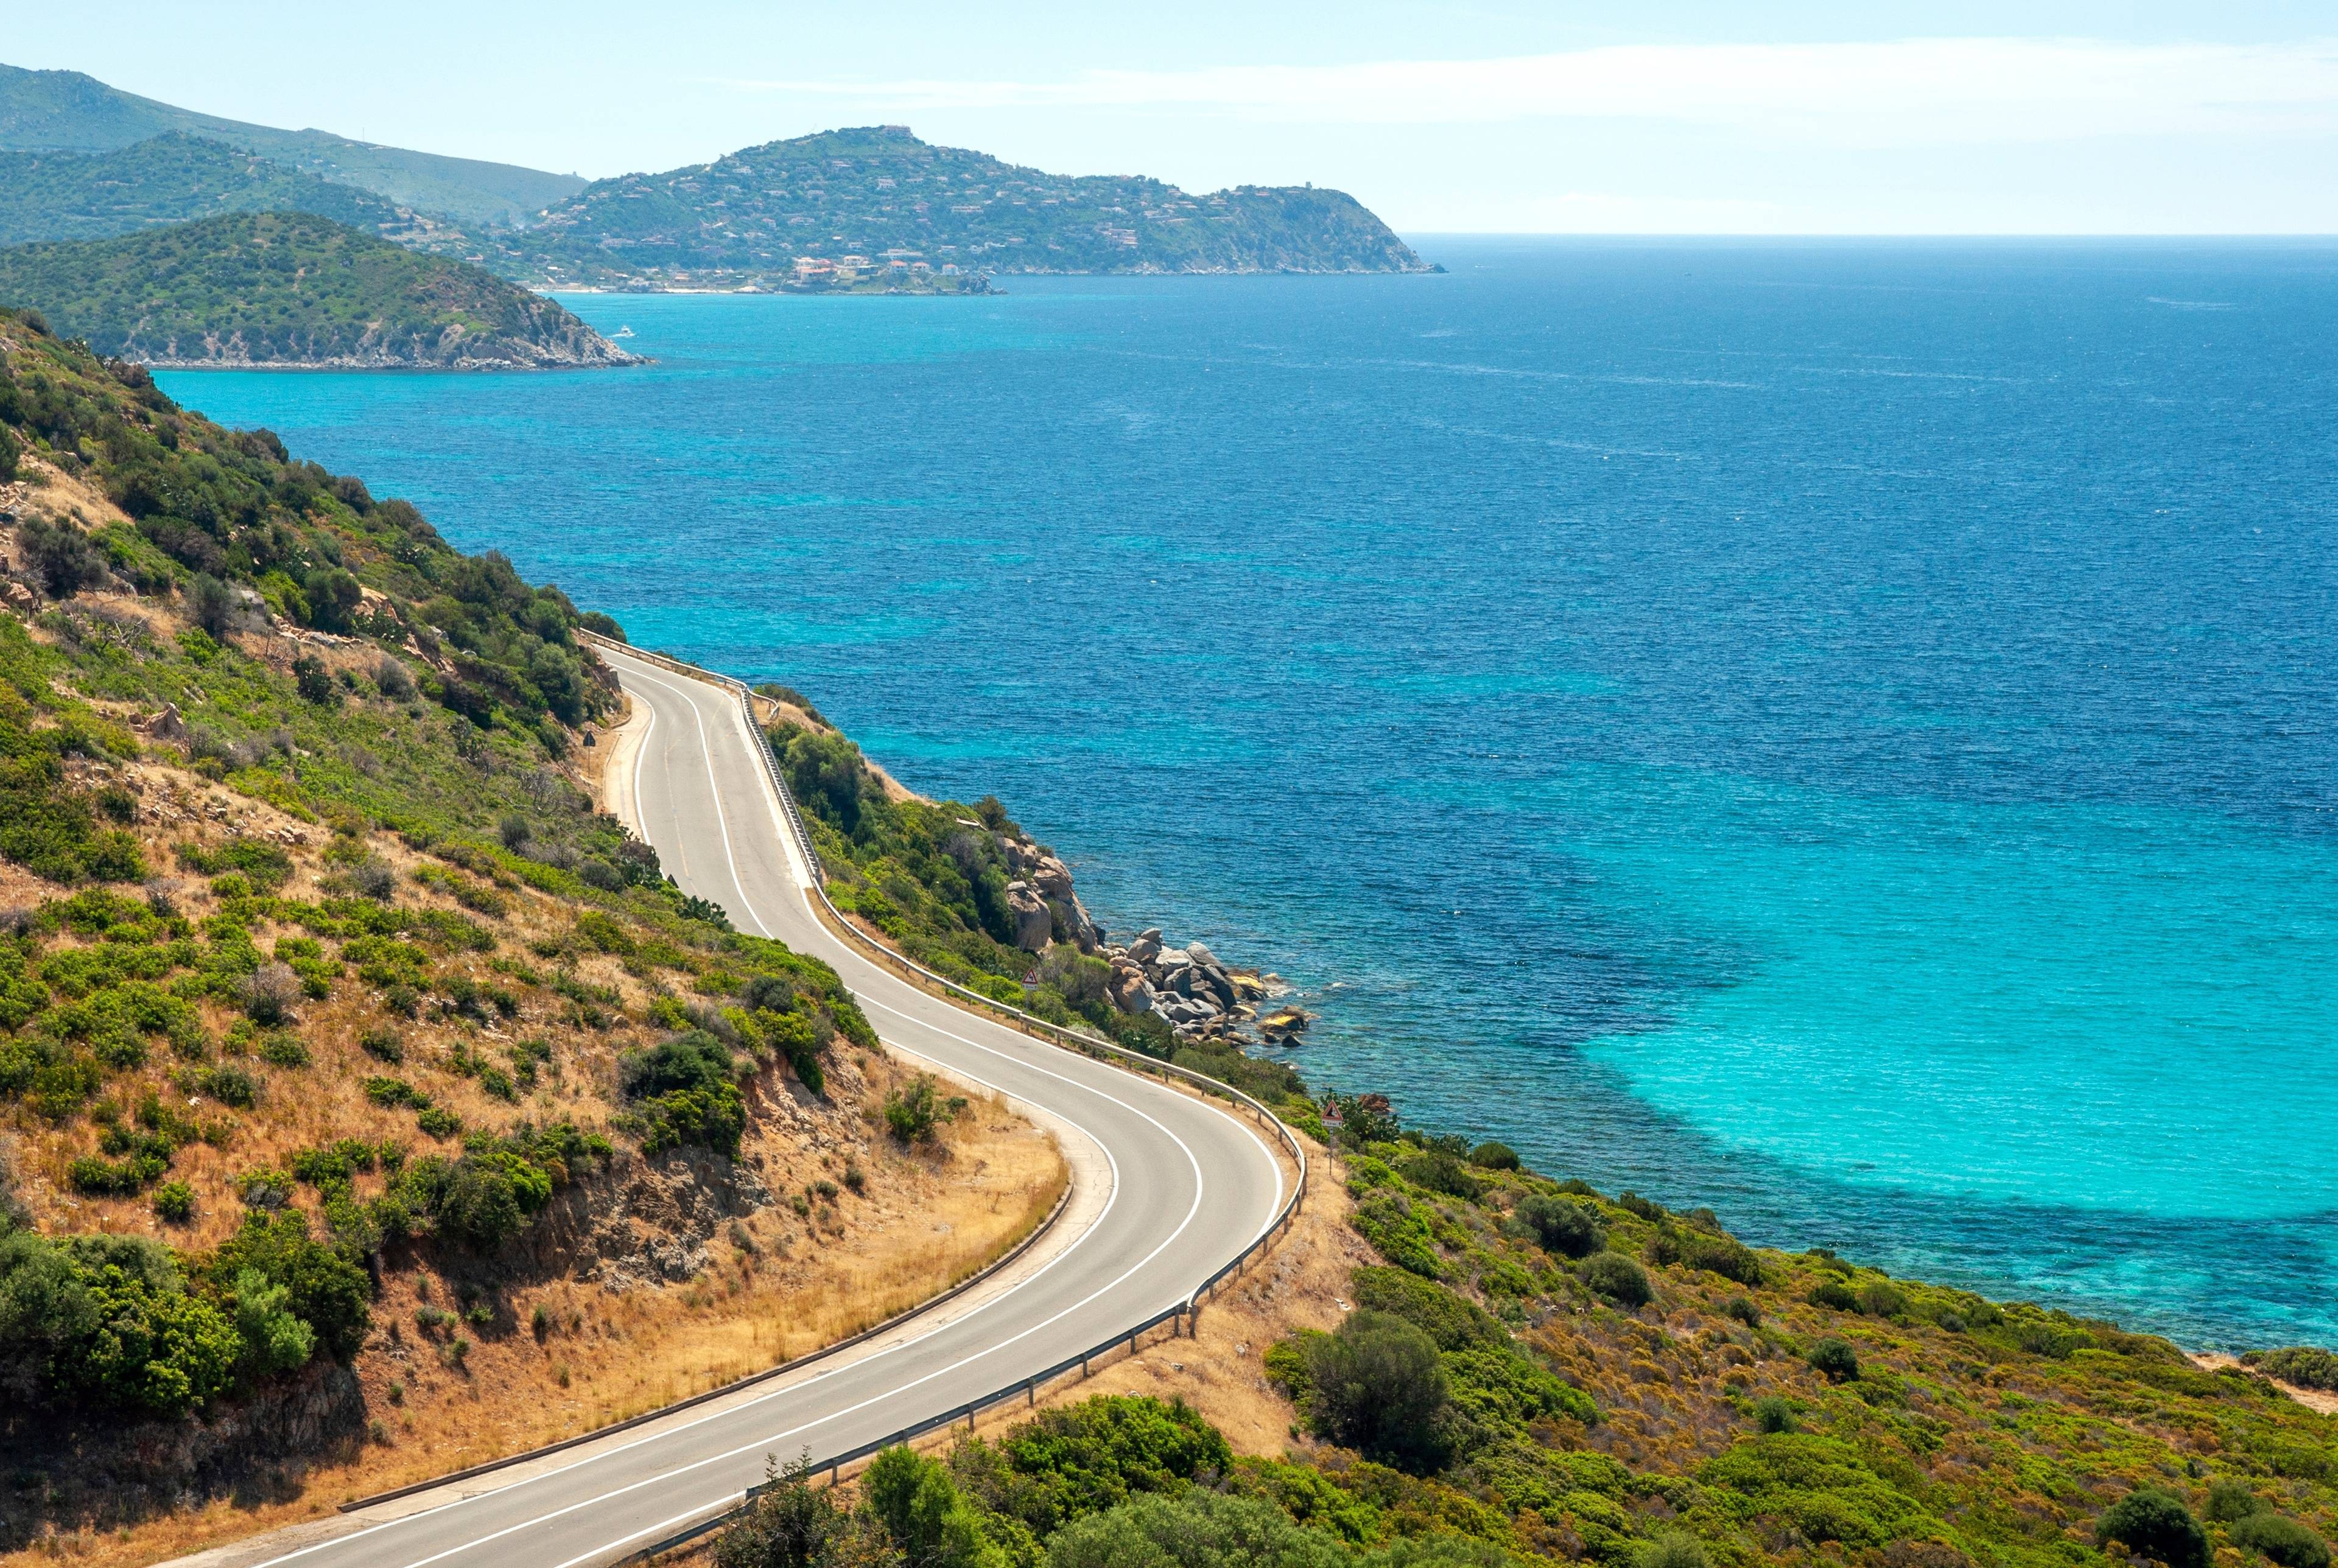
[{"x1": 729, "y1": 37, "x2": 2338, "y2": 144}]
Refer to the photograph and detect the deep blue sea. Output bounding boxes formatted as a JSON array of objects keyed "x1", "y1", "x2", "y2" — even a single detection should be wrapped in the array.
[{"x1": 158, "y1": 239, "x2": 2338, "y2": 1351}]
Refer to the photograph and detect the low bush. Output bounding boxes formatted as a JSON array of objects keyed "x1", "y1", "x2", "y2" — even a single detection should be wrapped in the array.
[
  {"x1": 1582, "y1": 1253, "x2": 1652, "y2": 1308},
  {"x1": 152, "y1": 1180, "x2": 194, "y2": 1223},
  {"x1": 1515, "y1": 1193, "x2": 1604, "y2": 1258},
  {"x1": 886, "y1": 1074, "x2": 946, "y2": 1143},
  {"x1": 2230, "y1": 1513, "x2": 2332, "y2": 1568},
  {"x1": 2096, "y1": 1487, "x2": 2210, "y2": 1568},
  {"x1": 1302, "y1": 1309, "x2": 1454, "y2": 1471},
  {"x1": 619, "y1": 1030, "x2": 745, "y2": 1157},
  {"x1": 2245, "y1": 1346, "x2": 2338, "y2": 1392},
  {"x1": 1806, "y1": 1336, "x2": 1861, "y2": 1382}
]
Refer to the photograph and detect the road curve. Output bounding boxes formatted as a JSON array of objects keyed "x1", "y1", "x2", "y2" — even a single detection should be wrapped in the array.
[{"x1": 238, "y1": 648, "x2": 1286, "y2": 1568}]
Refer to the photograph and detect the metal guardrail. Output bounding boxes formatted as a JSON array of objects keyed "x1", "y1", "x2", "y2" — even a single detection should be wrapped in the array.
[{"x1": 581, "y1": 631, "x2": 1311, "y2": 1556}]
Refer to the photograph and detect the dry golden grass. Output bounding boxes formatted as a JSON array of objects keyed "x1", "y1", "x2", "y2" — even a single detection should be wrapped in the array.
[{"x1": 4, "y1": 1092, "x2": 1065, "y2": 1568}]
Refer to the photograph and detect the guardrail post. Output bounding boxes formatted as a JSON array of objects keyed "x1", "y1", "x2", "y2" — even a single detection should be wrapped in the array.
[{"x1": 1027, "y1": 1381, "x2": 1036, "y2": 1407}]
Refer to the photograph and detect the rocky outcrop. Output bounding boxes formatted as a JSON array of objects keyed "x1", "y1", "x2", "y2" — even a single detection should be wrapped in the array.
[
  {"x1": 999, "y1": 832, "x2": 1100, "y2": 951},
  {"x1": 1100, "y1": 927, "x2": 1307, "y2": 1048},
  {"x1": 0, "y1": 1357, "x2": 363, "y2": 1548},
  {"x1": 988, "y1": 829, "x2": 1304, "y2": 1048},
  {"x1": 1005, "y1": 880, "x2": 1053, "y2": 954}
]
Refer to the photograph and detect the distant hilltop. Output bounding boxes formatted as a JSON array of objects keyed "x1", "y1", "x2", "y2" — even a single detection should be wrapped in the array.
[{"x1": 455, "y1": 125, "x2": 1434, "y2": 288}]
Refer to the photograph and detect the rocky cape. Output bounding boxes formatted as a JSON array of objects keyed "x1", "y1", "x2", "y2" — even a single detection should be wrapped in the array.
[{"x1": 0, "y1": 209, "x2": 642, "y2": 371}]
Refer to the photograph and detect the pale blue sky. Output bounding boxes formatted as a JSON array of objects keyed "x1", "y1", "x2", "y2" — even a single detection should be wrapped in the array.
[{"x1": 11, "y1": 3, "x2": 2337, "y2": 232}]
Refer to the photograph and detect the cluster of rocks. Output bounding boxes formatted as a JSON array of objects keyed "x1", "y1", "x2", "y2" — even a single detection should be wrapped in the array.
[
  {"x1": 1103, "y1": 928, "x2": 1311, "y2": 1046},
  {"x1": 988, "y1": 824, "x2": 1311, "y2": 1047},
  {"x1": 996, "y1": 830, "x2": 1102, "y2": 953}
]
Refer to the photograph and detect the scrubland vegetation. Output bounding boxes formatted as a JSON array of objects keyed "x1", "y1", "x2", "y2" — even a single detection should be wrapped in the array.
[{"x1": 0, "y1": 306, "x2": 1061, "y2": 1555}]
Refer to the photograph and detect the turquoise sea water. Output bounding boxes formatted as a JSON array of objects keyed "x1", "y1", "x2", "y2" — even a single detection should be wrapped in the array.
[{"x1": 158, "y1": 239, "x2": 2338, "y2": 1348}]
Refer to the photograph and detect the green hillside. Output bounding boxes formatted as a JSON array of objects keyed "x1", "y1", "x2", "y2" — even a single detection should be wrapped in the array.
[
  {"x1": 0, "y1": 209, "x2": 637, "y2": 368},
  {"x1": 0, "y1": 132, "x2": 424, "y2": 247},
  {"x1": 458, "y1": 125, "x2": 1431, "y2": 285},
  {"x1": 0, "y1": 63, "x2": 584, "y2": 226}
]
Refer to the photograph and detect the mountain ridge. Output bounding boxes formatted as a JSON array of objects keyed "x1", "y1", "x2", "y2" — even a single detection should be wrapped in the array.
[{"x1": 0, "y1": 63, "x2": 584, "y2": 226}]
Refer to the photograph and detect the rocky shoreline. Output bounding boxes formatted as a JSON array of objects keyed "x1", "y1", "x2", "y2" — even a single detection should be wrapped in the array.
[{"x1": 989, "y1": 829, "x2": 1313, "y2": 1052}]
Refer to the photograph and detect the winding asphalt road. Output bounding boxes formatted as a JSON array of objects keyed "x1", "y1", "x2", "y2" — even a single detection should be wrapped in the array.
[{"x1": 232, "y1": 647, "x2": 1285, "y2": 1568}]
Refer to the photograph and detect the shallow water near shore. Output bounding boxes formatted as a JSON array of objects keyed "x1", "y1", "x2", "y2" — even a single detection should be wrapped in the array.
[{"x1": 159, "y1": 238, "x2": 2338, "y2": 1349}]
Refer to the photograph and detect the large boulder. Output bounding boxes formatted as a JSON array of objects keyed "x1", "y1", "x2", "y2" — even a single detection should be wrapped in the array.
[
  {"x1": 1111, "y1": 971, "x2": 1156, "y2": 1013},
  {"x1": 1195, "y1": 966, "x2": 1236, "y2": 1009},
  {"x1": 1185, "y1": 941, "x2": 1221, "y2": 968},
  {"x1": 1126, "y1": 929, "x2": 1164, "y2": 967},
  {"x1": 1033, "y1": 853, "x2": 1076, "y2": 901},
  {"x1": 1049, "y1": 893, "x2": 1101, "y2": 953},
  {"x1": 1005, "y1": 880, "x2": 1053, "y2": 953}
]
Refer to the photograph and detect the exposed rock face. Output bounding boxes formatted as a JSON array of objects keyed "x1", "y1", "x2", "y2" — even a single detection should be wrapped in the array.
[
  {"x1": 1005, "y1": 879, "x2": 1053, "y2": 953},
  {"x1": 526, "y1": 1141, "x2": 771, "y2": 1292},
  {"x1": 0, "y1": 1357, "x2": 363, "y2": 1548}
]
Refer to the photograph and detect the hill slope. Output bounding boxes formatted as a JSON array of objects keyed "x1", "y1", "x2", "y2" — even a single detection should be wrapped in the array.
[
  {"x1": 0, "y1": 209, "x2": 639, "y2": 368},
  {"x1": 0, "y1": 131, "x2": 438, "y2": 247},
  {"x1": 460, "y1": 124, "x2": 1430, "y2": 285},
  {"x1": 0, "y1": 309, "x2": 1063, "y2": 1556},
  {"x1": 0, "y1": 63, "x2": 584, "y2": 226}
]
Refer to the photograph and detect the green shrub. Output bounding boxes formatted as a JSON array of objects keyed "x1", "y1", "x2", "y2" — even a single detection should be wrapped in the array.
[
  {"x1": 1638, "y1": 1529, "x2": 1711, "y2": 1568},
  {"x1": 197, "y1": 1064, "x2": 260, "y2": 1108},
  {"x1": 886, "y1": 1074, "x2": 945, "y2": 1143},
  {"x1": 1398, "y1": 1150, "x2": 1481, "y2": 1201},
  {"x1": 1302, "y1": 1309, "x2": 1453, "y2": 1471},
  {"x1": 1724, "y1": 1295, "x2": 1761, "y2": 1328},
  {"x1": 955, "y1": 1395, "x2": 1233, "y2": 1535},
  {"x1": 2208, "y1": 1481, "x2": 2269, "y2": 1524},
  {"x1": 1806, "y1": 1337, "x2": 1861, "y2": 1381},
  {"x1": 715, "y1": 1456, "x2": 891, "y2": 1568},
  {"x1": 1808, "y1": 1279, "x2": 1859, "y2": 1311},
  {"x1": 1681, "y1": 1233, "x2": 1764, "y2": 1285},
  {"x1": 293, "y1": 654, "x2": 335, "y2": 704},
  {"x1": 1515, "y1": 1194, "x2": 1604, "y2": 1258},
  {"x1": 2245, "y1": 1347, "x2": 2338, "y2": 1391},
  {"x1": 2096, "y1": 1488, "x2": 2210, "y2": 1568},
  {"x1": 1467, "y1": 1141, "x2": 1520, "y2": 1170},
  {"x1": 619, "y1": 1029, "x2": 745, "y2": 1157},
  {"x1": 20, "y1": 517, "x2": 109, "y2": 598},
  {"x1": 0, "y1": 1230, "x2": 238, "y2": 1416},
  {"x1": 863, "y1": 1444, "x2": 998, "y2": 1568},
  {"x1": 1047, "y1": 1491, "x2": 1350, "y2": 1568},
  {"x1": 152, "y1": 1180, "x2": 194, "y2": 1223},
  {"x1": 2230, "y1": 1513, "x2": 2331, "y2": 1568},
  {"x1": 1752, "y1": 1395, "x2": 1799, "y2": 1433},
  {"x1": 1856, "y1": 1280, "x2": 1908, "y2": 1318},
  {"x1": 1582, "y1": 1253, "x2": 1652, "y2": 1309}
]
